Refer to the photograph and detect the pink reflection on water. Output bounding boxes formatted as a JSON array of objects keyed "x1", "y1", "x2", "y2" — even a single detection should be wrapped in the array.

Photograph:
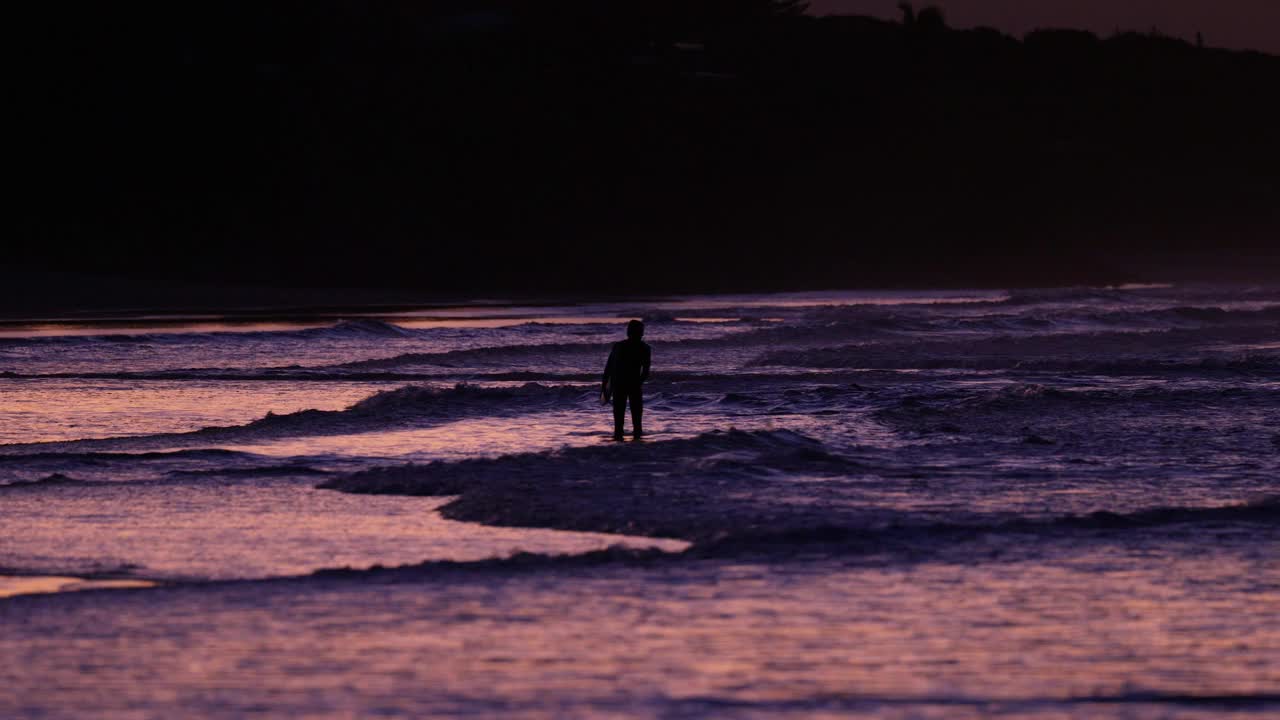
[
  {"x1": 0, "y1": 321, "x2": 330, "y2": 339},
  {"x1": 0, "y1": 379, "x2": 398, "y2": 444},
  {"x1": 2, "y1": 543, "x2": 1275, "y2": 716},
  {"x1": 0, "y1": 487, "x2": 689, "y2": 581},
  {"x1": 216, "y1": 411, "x2": 638, "y2": 460},
  {"x1": 0, "y1": 575, "x2": 155, "y2": 599}
]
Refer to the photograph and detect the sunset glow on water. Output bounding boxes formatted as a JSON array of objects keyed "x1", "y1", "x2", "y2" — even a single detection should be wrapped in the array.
[{"x1": 2, "y1": 287, "x2": 1278, "y2": 718}]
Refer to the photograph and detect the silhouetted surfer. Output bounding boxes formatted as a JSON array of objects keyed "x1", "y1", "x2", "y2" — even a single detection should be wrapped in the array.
[{"x1": 602, "y1": 320, "x2": 651, "y2": 441}]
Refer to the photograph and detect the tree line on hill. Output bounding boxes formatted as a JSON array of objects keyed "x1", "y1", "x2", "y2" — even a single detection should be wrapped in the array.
[{"x1": 10, "y1": 1, "x2": 1279, "y2": 294}]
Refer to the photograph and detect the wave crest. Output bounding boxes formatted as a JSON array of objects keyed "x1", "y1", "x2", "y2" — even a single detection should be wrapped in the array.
[
  {"x1": 694, "y1": 496, "x2": 1280, "y2": 557},
  {"x1": 0, "y1": 383, "x2": 594, "y2": 454},
  {"x1": 314, "y1": 319, "x2": 414, "y2": 338}
]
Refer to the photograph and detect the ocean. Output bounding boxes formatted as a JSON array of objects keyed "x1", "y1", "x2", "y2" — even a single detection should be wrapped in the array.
[{"x1": 1, "y1": 285, "x2": 1277, "y2": 718}]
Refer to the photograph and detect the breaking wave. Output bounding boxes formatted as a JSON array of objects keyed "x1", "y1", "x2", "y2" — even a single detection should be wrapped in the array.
[
  {"x1": 694, "y1": 496, "x2": 1280, "y2": 557},
  {"x1": 321, "y1": 429, "x2": 875, "y2": 540},
  {"x1": 871, "y1": 381, "x2": 1280, "y2": 441},
  {"x1": 164, "y1": 465, "x2": 332, "y2": 478},
  {"x1": 309, "y1": 319, "x2": 415, "y2": 339},
  {"x1": 322, "y1": 428, "x2": 856, "y2": 496},
  {"x1": 334, "y1": 343, "x2": 603, "y2": 370},
  {"x1": 325, "y1": 411, "x2": 1280, "y2": 552},
  {"x1": 0, "y1": 447, "x2": 303, "y2": 485},
  {"x1": 0, "y1": 318, "x2": 420, "y2": 346},
  {"x1": 0, "y1": 448, "x2": 246, "y2": 462},
  {"x1": 753, "y1": 325, "x2": 1280, "y2": 373},
  {"x1": 0, "y1": 473, "x2": 99, "y2": 489},
  {"x1": 999, "y1": 285, "x2": 1168, "y2": 306},
  {"x1": 884, "y1": 382, "x2": 1279, "y2": 410},
  {"x1": 0, "y1": 383, "x2": 595, "y2": 453}
]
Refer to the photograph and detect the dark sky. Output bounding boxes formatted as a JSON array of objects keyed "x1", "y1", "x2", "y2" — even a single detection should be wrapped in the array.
[{"x1": 812, "y1": 0, "x2": 1280, "y2": 54}]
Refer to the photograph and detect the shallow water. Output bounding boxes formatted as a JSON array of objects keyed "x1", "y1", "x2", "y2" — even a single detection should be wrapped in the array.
[
  {"x1": 2, "y1": 544, "x2": 1277, "y2": 719},
  {"x1": 1, "y1": 285, "x2": 1278, "y2": 717}
]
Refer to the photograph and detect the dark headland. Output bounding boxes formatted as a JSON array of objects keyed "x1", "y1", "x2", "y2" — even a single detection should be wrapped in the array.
[{"x1": 10, "y1": 1, "x2": 1280, "y2": 303}]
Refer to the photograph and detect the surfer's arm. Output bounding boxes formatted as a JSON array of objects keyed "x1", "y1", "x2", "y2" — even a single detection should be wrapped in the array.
[
  {"x1": 602, "y1": 348, "x2": 615, "y2": 391},
  {"x1": 639, "y1": 346, "x2": 651, "y2": 383}
]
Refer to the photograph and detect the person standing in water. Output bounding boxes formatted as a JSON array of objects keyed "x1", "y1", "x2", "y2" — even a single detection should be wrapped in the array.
[{"x1": 602, "y1": 319, "x2": 651, "y2": 441}]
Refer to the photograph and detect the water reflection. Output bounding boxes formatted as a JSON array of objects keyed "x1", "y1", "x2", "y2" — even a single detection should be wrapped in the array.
[
  {"x1": 2, "y1": 541, "x2": 1275, "y2": 717},
  {"x1": 0, "y1": 484, "x2": 688, "y2": 582},
  {"x1": 0, "y1": 575, "x2": 154, "y2": 599}
]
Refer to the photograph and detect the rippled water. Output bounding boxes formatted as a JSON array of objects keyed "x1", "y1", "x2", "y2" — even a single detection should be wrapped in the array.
[{"x1": 1, "y1": 285, "x2": 1278, "y2": 718}]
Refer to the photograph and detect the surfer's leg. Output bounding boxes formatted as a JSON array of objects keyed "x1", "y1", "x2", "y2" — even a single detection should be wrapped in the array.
[
  {"x1": 630, "y1": 389, "x2": 643, "y2": 438},
  {"x1": 612, "y1": 390, "x2": 627, "y2": 440}
]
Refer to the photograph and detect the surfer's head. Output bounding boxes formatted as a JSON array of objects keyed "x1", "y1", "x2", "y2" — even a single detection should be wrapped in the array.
[{"x1": 627, "y1": 319, "x2": 644, "y2": 340}]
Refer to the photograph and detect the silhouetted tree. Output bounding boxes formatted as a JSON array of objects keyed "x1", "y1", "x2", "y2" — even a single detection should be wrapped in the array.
[
  {"x1": 898, "y1": 3, "x2": 946, "y2": 32},
  {"x1": 898, "y1": 2, "x2": 915, "y2": 27},
  {"x1": 916, "y1": 6, "x2": 947, "y2": 32}
]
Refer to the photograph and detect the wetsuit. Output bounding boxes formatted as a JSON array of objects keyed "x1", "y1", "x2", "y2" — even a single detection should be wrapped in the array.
[{"x1": 603, "y1": 338, "x2": 651, "y2": 438}]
